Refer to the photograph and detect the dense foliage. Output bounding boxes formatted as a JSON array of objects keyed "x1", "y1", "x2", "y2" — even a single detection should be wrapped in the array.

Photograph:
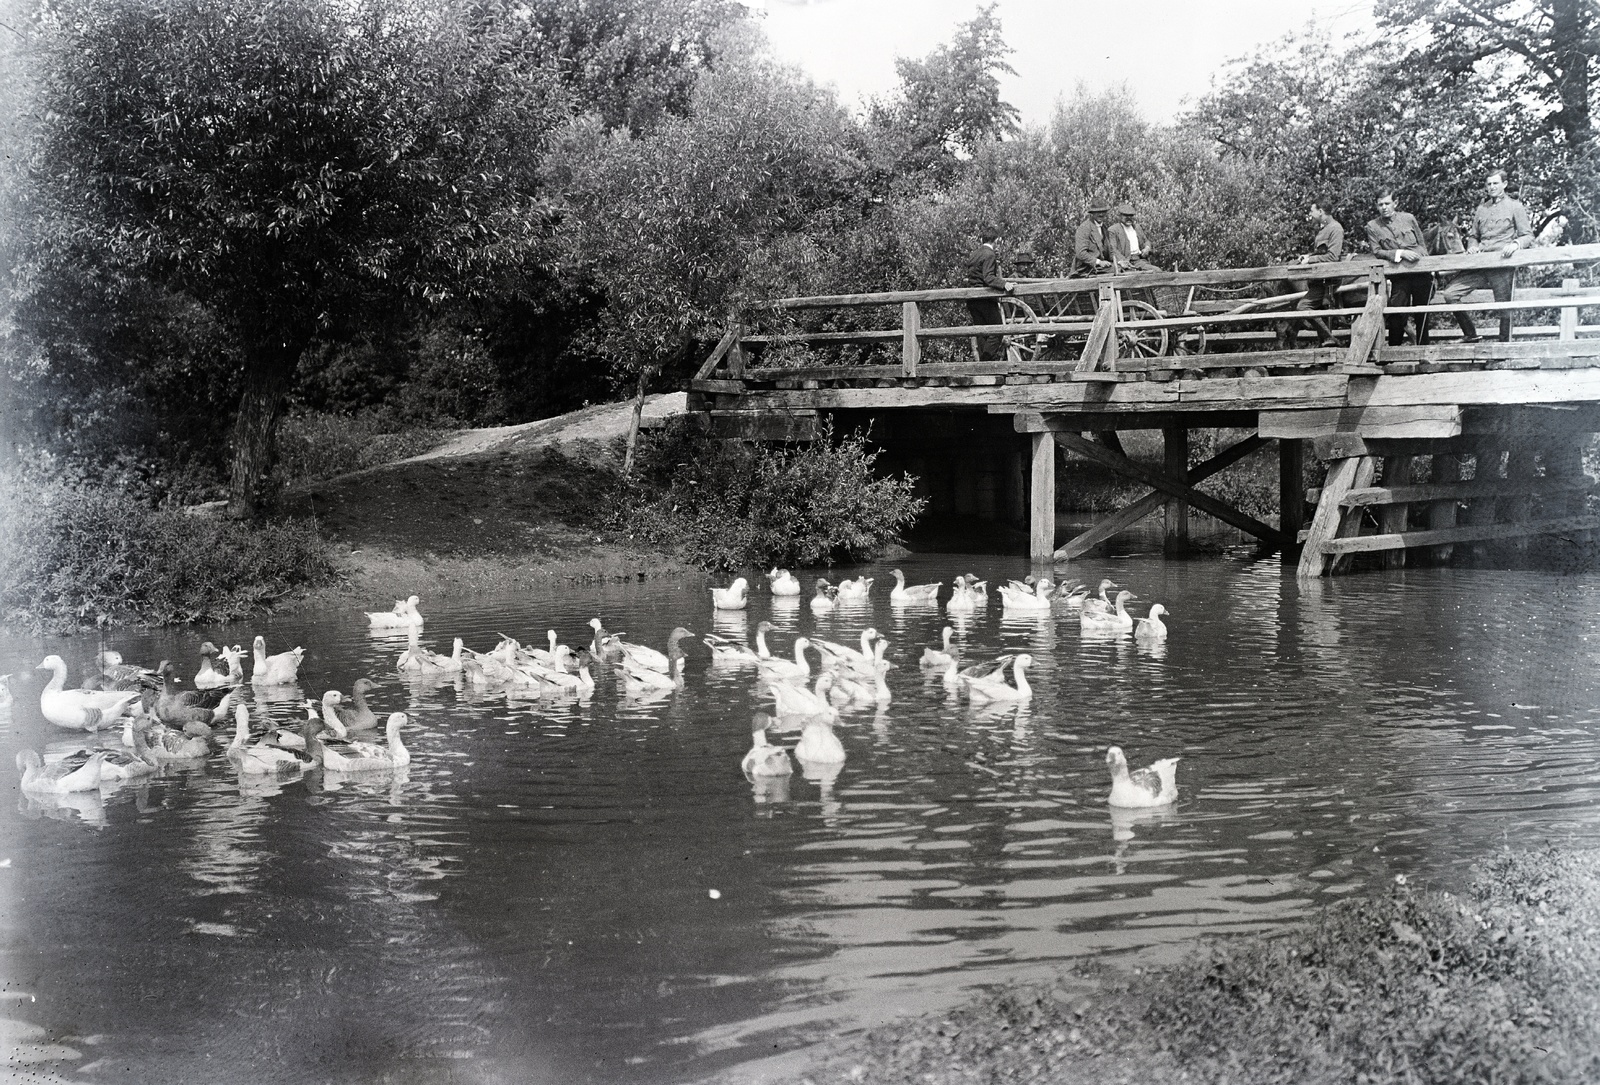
[
  {"x1": 0, "y1": 461, "x2": 335, "y2": 632},
  {"x1": 619, "y1": 420, "x2": 926, "y2": 572}
]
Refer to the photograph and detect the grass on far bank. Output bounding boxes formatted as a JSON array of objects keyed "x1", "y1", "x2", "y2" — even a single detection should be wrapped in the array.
[{"x1": 793, "y1": 846, "x2": 1600, "y2": 1085}]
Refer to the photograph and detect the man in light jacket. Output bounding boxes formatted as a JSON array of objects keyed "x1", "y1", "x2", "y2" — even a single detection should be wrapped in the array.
[{"x1": 1438, "y1": 170, "x2": 1533, "y2": 343}]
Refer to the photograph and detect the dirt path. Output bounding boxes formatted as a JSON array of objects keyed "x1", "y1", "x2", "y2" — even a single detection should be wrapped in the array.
[{"x1": 406, "y1": 392, "x2": 687, "y2": 461}]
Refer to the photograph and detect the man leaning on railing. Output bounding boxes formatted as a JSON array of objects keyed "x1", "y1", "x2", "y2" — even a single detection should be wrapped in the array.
[
  {"x1": 1365, "y1": 190, "x2": 1433, "y2": 346},
  {"x1": 1439, "y1": 169, "x2": 1534, "y2": 343},
  {"x1": 963, "y1": 225, "x2": 1014, "y2": 361}
]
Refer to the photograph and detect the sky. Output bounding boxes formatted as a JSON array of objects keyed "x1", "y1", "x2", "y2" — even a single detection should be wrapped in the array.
[{"x1": 746, "y1": 0, "x2": 1379, "y2": 124}]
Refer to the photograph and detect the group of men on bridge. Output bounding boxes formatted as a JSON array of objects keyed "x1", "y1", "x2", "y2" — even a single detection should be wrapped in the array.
[{"x1": 963, "y1": 170, "x2": 1534, "y2": 359}]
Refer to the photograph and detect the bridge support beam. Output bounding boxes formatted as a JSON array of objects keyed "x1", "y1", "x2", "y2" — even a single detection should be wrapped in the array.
[
  {"x1": 1163, "y1": 427, "x2": 1189, "y2": 555},
  {"x1": 1029, "y1": 431, "x2": 1056, "y2": 561}
]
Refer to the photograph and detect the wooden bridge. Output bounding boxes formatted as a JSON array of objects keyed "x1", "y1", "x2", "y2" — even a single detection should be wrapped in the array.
[{"x1": 685, "y1": 244, "x2": 1600, "y2": 577}]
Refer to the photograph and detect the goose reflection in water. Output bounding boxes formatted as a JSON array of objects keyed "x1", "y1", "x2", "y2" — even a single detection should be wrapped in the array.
[
  {"x1": 1109, "y1": 805, "x2": 1184, "y2": 876},
  {"x1": 19, "y1": 787, "x2": 107, "y2": 828}
]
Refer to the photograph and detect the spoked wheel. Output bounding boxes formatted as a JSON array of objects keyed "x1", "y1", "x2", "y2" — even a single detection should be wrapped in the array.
[
  {"x1": 997, "y1": 296, "x2": 1047, "y2": 362},
  {"x1": 1174, "y1": 315, "x2": 1207, "y2": 356},
  {"x1": 1117, "y1": 298, "x2": 1169, "y2": 358}
]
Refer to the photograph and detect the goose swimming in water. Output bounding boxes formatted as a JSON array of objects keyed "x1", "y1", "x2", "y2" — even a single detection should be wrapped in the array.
[
  {"x1": 1105, "y1": 746, "x2": 1179, "y2": 808},
  {"x1": 945, "y1": 579, "x2": 977, "y2": 614},
  {"x1": 251, "y1": 637, "x2": 305, "y2": 685},
  {"x1": 768, "y1": 671, "x2": 837, "y2": 720},
  {"x1": 227, "y1": 704, "x2": 310, "y2": 776},
  {"x1": 809, "y1": 579, "x2": 838, "y2": 614},
  {"x1": 793, "y1": 707, "x2": 846, "y2": 764},
  {"x1": 767, "y1": 568, "x2": 802, "y2": 597},
  {"x1": 704, "y1": 620, "x2": 775, "y2": 664},
  {"x1": 740, "y1": 714, "x2": 794, "y2": 778},
  {"x1": 35, "y1": 655, "x2": 141, "y2": 731},
  {"x1": 16, "y1": 749, "x2": 106, "y2": 794},
  {"x1": 997, "y1": 577, "x2": 1053, "y2": 612},
  {"x1": 920, "y1": 626, "x2": 957, "y2": 670},
  {"x1": 835, "y1": 576, "x2": 873, "y2": 603},
  {"x1": 367, "y1": 595, "x2": 424, "y2": 629},
  {"x1": 961, "y1": 653, "x2": 1033, "y2": 703},
  {"x1": 711, "y1": 577, "x2": 749, "y2": 610},
  {"x1": 889, "y1": 569, "x2": 942, "y2": 606},
  {"x1": 1079, "y1": 579, "x2": 1120, "y2": 616},
  {"x1": 320, "y1": 713, "x2": 411, "y2": 773},
  {"x1": 1134, "y1": 604, "x2": 1169, "y2": 641},
  {"x1": 759, "y1": 637, "x2": 813, "y2": 681},
  {"x1": 1080, "y1": 590, "x2": 1136, "y2": 633}
]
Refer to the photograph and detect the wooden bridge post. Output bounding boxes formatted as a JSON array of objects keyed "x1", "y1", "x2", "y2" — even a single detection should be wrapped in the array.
[
  {"x1": 1163, "y1": 427, "x2": 1189, "y2": 554},
  {"x1": 1279, "y1": 438, "x2": 1306, "y2": 548},
  {"x1": 1503, "y1": 444, "x2": 1538, "y2": 558},
  {"x1": 1428, "y1": 453, "x2": 1462, "y2": 564},
  {"x1": 1380, "y1": 455, "x2": 1414, "y2": 569},
  {"x1": 1299, "y1": 456, "x2": 1379, "y2": 578},
  {"x1": 1466, "y1": 442, "x2": 1503, "y2": 563},
  {"x1": 1030, "y1": 431, "x2": 1056, "y2": 561},
  {"x1": 1560, "y1": 279, "x2": 1580, "y2": 340},
  {"x1": 902, "y1": 301, "x2": 921, "y2": 377}
]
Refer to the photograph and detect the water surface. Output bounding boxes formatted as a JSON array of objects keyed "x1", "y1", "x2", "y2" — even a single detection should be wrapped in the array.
[{"x1": 3, "y1": 552, "x2": 1599, "y2": 1084}]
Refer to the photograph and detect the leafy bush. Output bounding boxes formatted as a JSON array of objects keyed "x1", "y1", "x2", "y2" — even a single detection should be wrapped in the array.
[
  {"x1": 0, "y1": 463, "x2": 336, "y2": 632},
  {"x1": 275, "y1": 411, "x2": 447, "y2": 488},
  {"x1": 618, "y1": 419, "x2": 925, "y2": 572}
]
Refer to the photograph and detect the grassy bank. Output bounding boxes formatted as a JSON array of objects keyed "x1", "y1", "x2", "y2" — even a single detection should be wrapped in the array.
[{"x1": 789, "y1": 846, "x2": 1600, "y2": 1085}]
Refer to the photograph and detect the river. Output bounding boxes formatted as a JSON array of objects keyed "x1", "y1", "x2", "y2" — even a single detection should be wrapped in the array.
[{"x1": 3, "y1": 551, "x2": 1599, "y2": 1084}]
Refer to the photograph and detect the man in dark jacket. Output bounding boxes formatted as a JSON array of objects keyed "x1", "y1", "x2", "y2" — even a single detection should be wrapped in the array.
[
  {"x1": 1277, "y1": 197, "x2": 1345, "y2": 348},
  {"x1": 1107, "y1": 203, "x2": 1159, "y2": 272},
  {"x1": 964, "y1": 226, "x2": 1013, "y2": 361},
  {"x1": 1071, "y1": 201, "x2": 1114, "y2": 276},
  {"x1": 1365, "y1": 191, "x2": 1432, "y2": 345}
]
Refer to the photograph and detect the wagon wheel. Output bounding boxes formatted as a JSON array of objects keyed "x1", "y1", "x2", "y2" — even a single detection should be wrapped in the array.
[
  {"x1": 997, "y1": 296, "x2": 1047, "y2": 362},
  {"x1": 1174, "y1": 316, "x2": 1208, "y2": 357},
  {"x1": 1117, "y1": 298, "x2": 1169, "y2": 358}
]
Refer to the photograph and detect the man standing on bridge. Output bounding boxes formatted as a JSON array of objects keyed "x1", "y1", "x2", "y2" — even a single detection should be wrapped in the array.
[
  {"x1": 1276, "y1": 197, "x2": 1344, "y2": 348},
  {"x1": 963, "y1": 225, "x2": 1014, "y2": 361},
  {"x1": 1439, "y1": 170, "x2": 1533, "y2": 343},
  {"x1": 1365, "y1": 190, "x2": 1432, "y2": 346}
]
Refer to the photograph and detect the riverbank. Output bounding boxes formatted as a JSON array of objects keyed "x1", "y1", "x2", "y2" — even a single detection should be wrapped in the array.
[{"x1": 759, "y1": 845, "x2": 1600, "y2": 1085}]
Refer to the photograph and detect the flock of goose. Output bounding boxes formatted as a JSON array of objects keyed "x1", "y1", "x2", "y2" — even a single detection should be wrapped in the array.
[
  {"x1": 9, "y1": 623, "x2": 409, "y2": 800},
  {"x1": 3, "y1": 571, "x2": 1181, "y2": 812}
]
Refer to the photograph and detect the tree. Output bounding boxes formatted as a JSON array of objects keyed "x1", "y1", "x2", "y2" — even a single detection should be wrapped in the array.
[
  {"x1": 16, "y1": 0, "x2": 562, "y2": 517},
  {"x1": 869, "y1": 3, "x2": 1020, "y2": 181},
  {"x1": 546, "y1": 43, "x2": 864, "y2": 470}
]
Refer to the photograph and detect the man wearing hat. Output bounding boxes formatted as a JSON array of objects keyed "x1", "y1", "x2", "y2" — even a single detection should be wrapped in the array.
[
  {"x1": 1071, "y1": 200, "x2": 1114, "y2": 276},
  {"x1": 1108, "y1": 203, "x2": 1159, "y2": 273}
]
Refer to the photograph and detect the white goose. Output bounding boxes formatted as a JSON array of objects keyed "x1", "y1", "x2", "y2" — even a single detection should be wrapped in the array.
[
  {"x1": 321, "y1": 713, "x2": 411, "y2": 773},
  {"x1": 835, "y1": 576, "x2": 873, "y2": 603},
  {"x1": 35, "y1": 656, "x2": 141, "y2": 731},
  {"x1": 614, "y1": 627, "x2": 694, "y2": 675},
  {"x1": 760, "y1": 637, "x2": 813, "y2": 681},
  {"x1": 227, "y1": 704, "x2": 309, "y2": 776},
  {"x1": 528, "y1": 630, "x2": 572, "y2": 669},
  {"x1": 740, "y1": 715, "x2": 794, "y2": 778},
  {"x1": 16, "y1": 749, "x2": 106, "y2": 793},
  {"x1": 889, "y1": 569, "x2": 942, "y2": 606},
  {"x1": 769, "y1": 672, "x2": 837, "y2": 719},
  {"x1": 809, "y1": 579, "x2": 838, "y2": 614},
  {"x1": 251, "y1": 636, "x2": 305, "y2": 685},
  {"x1": 945, "y1": 579, "x2": 977, "y2": 614},
  {"x1": 998, "y1": 577, "x2": 1054, "y2": 613},
  {"x1": 812, "y1": 627, "x2": 878, "y2": 671},
  {"x1": 794, "y1": 709, "x2": 846, "y2": 764},
  {"x1": 1134, "y1": 604, "x2": 1169, "y2": 641},
  {"x1": 1105, "y1": 746, "x2": 1179, "y2": 807},
  {"x1": 711, "y1": 577, "x2": 749, "y2": 611},
  {"x1": 704, "y1": 620, "x2": 775, "y2": 664},
  {"x1": 367, "y1": 595, "x2": 424, "y2": 629},
  {"x1": 962, "y1": 653, "x2": 1033, "y2": 703},
  {"x1": 1079, "y1": 579, "x2": 1120, "y2": 616},
  {"x1": 527, "y1": 651, "x2": 596, "y2": 694},
  {"x1": 767, "y1": 568, "x2": 802, "y2": 597},
  {"x1": 1080, "y1": 590, "x2": 1136, "y2": 633},
  {"x1": 962, "y1": 574, "x2": 989, "y2": 606},
  {"x1": 920, "y1": 626, "x2": 957, "y2": 669}
]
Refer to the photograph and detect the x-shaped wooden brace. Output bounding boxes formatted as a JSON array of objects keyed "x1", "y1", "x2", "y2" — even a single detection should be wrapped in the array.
[{"x1": 1048, "y1": 430, "x2": 1279, "y2": 560}]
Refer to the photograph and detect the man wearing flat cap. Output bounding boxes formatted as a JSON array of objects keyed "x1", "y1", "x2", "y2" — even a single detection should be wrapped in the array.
[
  {"x1": 1108, "y1": 203, "x2": 1160, "y2": 273},
  {"x1": 1072, "y1": 200, "x2": 1114, "y2": 276}
]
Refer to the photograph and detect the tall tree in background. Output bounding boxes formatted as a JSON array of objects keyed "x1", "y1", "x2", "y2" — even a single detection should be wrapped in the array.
[
  {"x1": 15, "y1": 0, "x2": 561, "y2": 517},
  {"x1": 869, "y1": 3, "x2": 1020, "y2": 182}
]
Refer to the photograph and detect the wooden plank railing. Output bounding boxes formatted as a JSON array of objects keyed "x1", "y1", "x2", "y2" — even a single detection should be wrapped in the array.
[{"x1": 689, "y1": 244, "x2": 1600, "y2": 388}]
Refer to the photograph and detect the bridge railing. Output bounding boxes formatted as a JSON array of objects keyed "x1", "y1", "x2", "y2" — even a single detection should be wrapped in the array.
[{"x1": 691, "y1": 244, "x2": 1600, "y2": 389}]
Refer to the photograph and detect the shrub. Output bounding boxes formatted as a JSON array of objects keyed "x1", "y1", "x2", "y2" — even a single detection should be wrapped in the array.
[
  {"x1": 0, "y1": 462, "x2": 336, "y2": 632},
  {"x1": 618, "y1": 419, "x2": 926, "y2": 572},
  {"x1": 274, "y1": 410, "x2": 446, "y2": 488}
]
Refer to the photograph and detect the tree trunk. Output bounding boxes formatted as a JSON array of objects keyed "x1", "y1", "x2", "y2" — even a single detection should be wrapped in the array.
[
  {"x1": 226, "y1": 338, "x2": 304, "y2": 520},
  {"x1": 621, "y1": 368, "x2": 652, "y2": 476},
  {"x1": 1551, "y1": 0, "x2": 1592, "y2": 145}
]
